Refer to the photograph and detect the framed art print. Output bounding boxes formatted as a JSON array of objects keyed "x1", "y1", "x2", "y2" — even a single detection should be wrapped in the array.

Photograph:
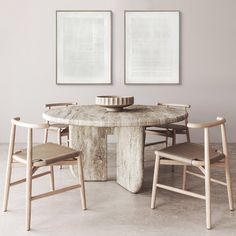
[
  {"x1": 125, "y1": 11, "x2": 180, "y2": 84},
  {"x1": 56, "y1": 10, "x2": 112, "y2": 84}
]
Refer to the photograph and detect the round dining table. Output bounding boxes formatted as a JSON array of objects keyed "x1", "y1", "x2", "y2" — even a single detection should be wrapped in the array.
[{"x1": 43, "y1": 104, "x2": 186, "y2": 193}]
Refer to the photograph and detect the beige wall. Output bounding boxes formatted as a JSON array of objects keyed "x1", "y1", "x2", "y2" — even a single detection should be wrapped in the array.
[{"x1": 0, "y1": 0, "x2": 236, "y2": 142}]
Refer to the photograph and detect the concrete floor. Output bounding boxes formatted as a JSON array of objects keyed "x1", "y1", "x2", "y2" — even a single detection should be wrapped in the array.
[{"x1": 0, "y1": 143, "x2": 235, "y2": 236}]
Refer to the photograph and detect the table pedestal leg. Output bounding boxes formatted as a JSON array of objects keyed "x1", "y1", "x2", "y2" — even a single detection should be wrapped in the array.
[
  {"x1": 69, "y1": 126, "x2": 109, "y2": 181},
  {"x1": 115, "y1": 127, "x2": 145, "y2": 193}
]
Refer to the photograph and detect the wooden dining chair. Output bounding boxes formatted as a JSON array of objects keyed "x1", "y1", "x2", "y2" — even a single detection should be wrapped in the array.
[
  {"x1": 44, "y1": 102, "x2": 77, "y2": 169},
  {"x1": 145, "y1": 103, "x2": 191, "y2": 147},
  {"x1": 151, "y1": 117, "x2": 234, "y2": 229},
  {"x1": 44, "y1": 102, "x2": 77, "y2": 145},
  {"x1": 3, "y1": 117, "x2": 86, "y2": 231},
  {"x1": 145, "y1": 103, "x2": 190, "y2": 173}
]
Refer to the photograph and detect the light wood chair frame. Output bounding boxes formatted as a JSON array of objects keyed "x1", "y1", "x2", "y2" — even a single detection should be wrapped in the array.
[
  {"x1": 145, "y1": 103, "x2": 191, "y2": 147},
  {"x1": 44, "y1": 102, "x2": 77, "y2": 169},
  {"x1": 44, "y1": 102, "x2": 77, "y2": 145},
  {"x1": 3, "y1": 117, "x2": 86, "y2": 231},
  {"x1": 151, "y1": 117, "x2": 234, "y2": 229}
]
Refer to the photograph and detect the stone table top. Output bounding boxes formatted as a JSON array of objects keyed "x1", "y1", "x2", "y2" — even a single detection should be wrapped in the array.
[{"x1": 42, "y1": 105, "x2": 187, "y2": 127}]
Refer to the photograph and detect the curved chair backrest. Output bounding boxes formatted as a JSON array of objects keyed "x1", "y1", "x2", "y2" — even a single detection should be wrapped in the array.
[
  {"x1": 157, "y1": 102, "x2": 191, "y2": 111},
  {"x1": 188, "y1": 117, "x2": 228, "y2": 160},
  {"x1": 157, "y1": 103, "x2": 191, "y2": 124},
  {"x1": 9, "y1": 118, "x2": 49, "y2": 161},
  {"x1": 11, "y1": 117, "x2": 49, "y2": 129},
  {"x1": 44, "y1": 102, "x2": 78, "y2": 126},
  {"x1": 187, "y1": 117, "x2": 226, "y2": 129},
  {"x1": 45, "y1": 102, "x2": 78, "y2": 109}
]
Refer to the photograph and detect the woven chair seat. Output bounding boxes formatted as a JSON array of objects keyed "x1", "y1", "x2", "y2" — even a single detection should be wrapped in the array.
[
  {"x1": 13, "y1": 142, "x2": 79, "y2": 167},
  {"x1": 158, "y1": 142, "x2": 224, "y2": 166}
]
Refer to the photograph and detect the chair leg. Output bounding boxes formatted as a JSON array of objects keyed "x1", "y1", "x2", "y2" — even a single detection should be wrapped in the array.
[
  {"x1": 50, "y1": 166, "x2": 55, "y2": 191},
  {"x1": 225, "y1": 158, "x2": 234, "y2": 211},
  {"x1": 205, "y1": 165, "x2": 211, "y2": 229},
  {"x1": 3, "y1": 156, "x2": 13, "y2": 212},
  {"x1": 186, "y1": 128, "x2": 191, "y2": 143},
  {"x1": 182, "y1": 165, "x2": 187, "y2": 190},
  {"x1": 171, "y1": 130, "x2": 176, "y2": 172},
  {"x1": 44, "y1": 128, "x2": 49, "y2": 143},
  {"x1": 171, "y1": 165, "x2": 175, "y2": 172},
  {"x1": 151, "y1": 153, "x2": 160, "y2": 209},
  {"x1": 26, "y1": 165, "x2": 33, "y2": 231},
  {"x1": 57, "y1": 130, "x2": 63, "y2": 169},
  {"x1": 184, "y1": 131, "x2": 190, "y2": 185},
  {"x1": 165, "y1": 136, "x2": 168, "y2": 147},
  {"x1": 78, "y1": 156, "x2": 86, "y2": 210}
]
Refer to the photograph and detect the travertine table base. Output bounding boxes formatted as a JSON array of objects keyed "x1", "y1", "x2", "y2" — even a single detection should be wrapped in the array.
[
  {"x1": 69, "y1": 126, "x2": 111, "y2": 181},
  {"x1": 115, "y1": 126, "x2": 144, "y2": 192},
  {"x1": 43, "y1": 105, "x2": 186, "y2": 193},
  {"x1": 70, "y1": 125, "x2": 144, "y2": 192}
]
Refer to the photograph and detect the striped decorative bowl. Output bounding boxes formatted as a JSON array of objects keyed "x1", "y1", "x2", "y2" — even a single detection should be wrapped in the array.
[{"x1": 96, "y1": 96, "x2": 134, "y2": 112}]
